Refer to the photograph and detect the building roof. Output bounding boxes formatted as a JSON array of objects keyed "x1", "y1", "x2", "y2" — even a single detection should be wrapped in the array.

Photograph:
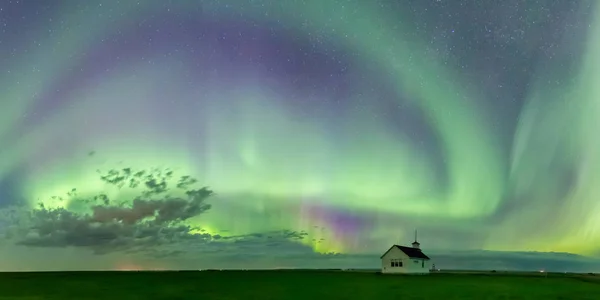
[{"x1": 380, "y1": 245, "x2": 430, "y2": 260}]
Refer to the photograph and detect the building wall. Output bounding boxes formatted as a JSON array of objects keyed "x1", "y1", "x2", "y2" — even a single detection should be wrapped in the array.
[{"x1": 381, "y1": 246, "x2": 431, "y2": 274}]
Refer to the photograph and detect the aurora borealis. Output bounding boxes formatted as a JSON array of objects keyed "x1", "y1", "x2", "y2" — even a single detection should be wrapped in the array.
[{"x1": 1, "y1": 0, "x2": 600, "y2": 271}]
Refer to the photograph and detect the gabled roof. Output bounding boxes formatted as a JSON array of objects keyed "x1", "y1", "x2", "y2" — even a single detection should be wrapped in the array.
[{"x1": 380, "y1": 245, "x2": 430, "y2": 260}]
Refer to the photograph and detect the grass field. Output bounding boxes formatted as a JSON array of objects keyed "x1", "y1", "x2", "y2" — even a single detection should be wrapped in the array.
[{"x1": 0, "y1": 270, "x2": 597, "y2": 299}]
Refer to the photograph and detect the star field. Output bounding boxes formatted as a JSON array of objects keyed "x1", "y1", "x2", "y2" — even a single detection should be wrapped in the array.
[{"x1": 0, "y1": 0, "x2": 599, "y2": 271}]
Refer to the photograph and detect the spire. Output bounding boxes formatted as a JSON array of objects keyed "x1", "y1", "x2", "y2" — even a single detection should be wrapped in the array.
[{"x1": 411, "y1": 229, "x2": 420, "y2": 249}]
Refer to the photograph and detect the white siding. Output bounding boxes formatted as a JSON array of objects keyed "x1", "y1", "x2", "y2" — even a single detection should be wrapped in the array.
[{"x1": 381, "y1": 246, "x2": 431, "y2": 274}]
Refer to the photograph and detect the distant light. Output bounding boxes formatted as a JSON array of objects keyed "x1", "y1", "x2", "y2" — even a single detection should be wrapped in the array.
[{"x1": 540, "y1": 270, "x2": 545, "y2": 273}]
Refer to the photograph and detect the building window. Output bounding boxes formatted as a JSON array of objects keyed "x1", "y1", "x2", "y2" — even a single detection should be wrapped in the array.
[
  {"x1": 422, "y1": 260, "x2": 424, "y2": 268},
  {"x1": 390, "y1": 259, "x2": 403, "y2": 267}
]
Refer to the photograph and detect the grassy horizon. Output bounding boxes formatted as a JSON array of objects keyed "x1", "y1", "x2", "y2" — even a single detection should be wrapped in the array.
[{"x1": 0, "y1": 270, "x2": 597, "y2": 299}]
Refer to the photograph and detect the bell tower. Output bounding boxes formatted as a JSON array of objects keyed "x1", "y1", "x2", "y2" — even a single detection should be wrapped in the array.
[{"x1": 411, "y1": 229, "x2": 420, "y2": 249}]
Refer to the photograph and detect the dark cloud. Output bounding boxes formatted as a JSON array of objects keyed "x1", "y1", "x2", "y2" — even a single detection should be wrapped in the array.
[
  {"x1": 12, "y1": 193, "x2": 309, "y2": 256},
  {"x1": 2, "y1": 166, "x2": 310, "y2": 258},
  {"x1": 6, "y1": 167, "x2": 211, "y2": 253},
  {"x1": 90, "y1": 188, "x2": 212, "y2": 225},
  {"x1": 133, "y1": 229, "x2": 310, "y2": 260},
  {"x1": 16, "y1": 200, "x2": 204, "y2": 253}
]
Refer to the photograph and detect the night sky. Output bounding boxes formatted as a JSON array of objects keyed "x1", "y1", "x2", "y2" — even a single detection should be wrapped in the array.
[{"x1": 1, "y1": 0, "x2": 600, "y2": 271}]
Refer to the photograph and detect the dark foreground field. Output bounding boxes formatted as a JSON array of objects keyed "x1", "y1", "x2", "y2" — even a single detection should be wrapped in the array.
[{"x1": 0, "y1": 270, "x2": 598, "y2": 299}]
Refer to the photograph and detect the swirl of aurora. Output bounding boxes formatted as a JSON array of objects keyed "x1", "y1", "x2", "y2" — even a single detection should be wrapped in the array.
[{"x1": 0, "y1": 0, "x2": 599, "y2": 270}]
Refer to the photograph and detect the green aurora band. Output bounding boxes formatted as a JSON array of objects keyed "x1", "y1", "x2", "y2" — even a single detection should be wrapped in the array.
[
  {"x1": 493, "y1": 1, "x2": 600, "y2": 254},
  {"x1": 0, "y1": 0, "x2": 598, "y2": 256}
]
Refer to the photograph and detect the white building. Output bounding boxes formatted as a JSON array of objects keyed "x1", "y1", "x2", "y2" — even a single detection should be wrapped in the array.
[{"x1": 380, "y1": 235, "x2": 432, "y2": 274}]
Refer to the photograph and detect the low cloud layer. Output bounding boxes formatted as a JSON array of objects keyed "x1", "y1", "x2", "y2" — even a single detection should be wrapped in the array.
[{"x1": 1, "y1": 167, "x2": 308, "y2": 258}]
